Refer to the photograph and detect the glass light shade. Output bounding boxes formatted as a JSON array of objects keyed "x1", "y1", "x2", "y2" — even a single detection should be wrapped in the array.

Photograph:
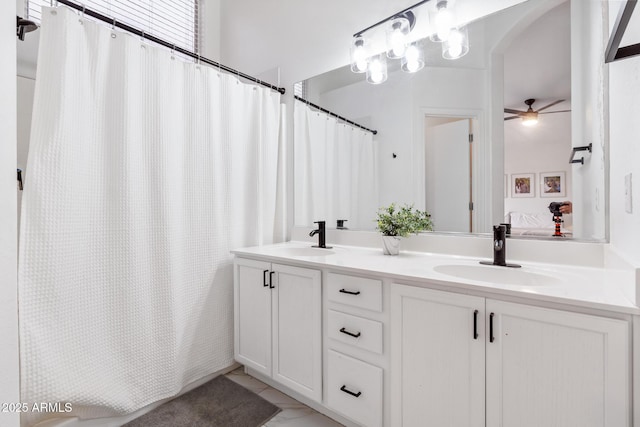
[
  {"x1": 401, "y1": 44, "x2": 424, "y2": 73},
  {"x1": 442, "y1": 26, "x2": 469, "y2": 60},
  {"x1": 350, "y1": 36, "x2": 370, "y2": 73},
  {"x1": 521, "y1": 112, "x2": 539, "y2": 126},
  {"x1": 386, "y1": 17, "x2": 410, "y2": 59},
  {"x1": 366, "y1": 54, "x2": 388, "y2": 84},
  {"x1": 430, "y1": 0, "x2": 455, "y2": 42}
]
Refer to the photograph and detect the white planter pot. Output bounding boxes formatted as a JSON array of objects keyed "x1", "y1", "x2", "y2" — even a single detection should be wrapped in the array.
[{"x1": 381, "y1": 235, "x2": 401, "y2": 255}]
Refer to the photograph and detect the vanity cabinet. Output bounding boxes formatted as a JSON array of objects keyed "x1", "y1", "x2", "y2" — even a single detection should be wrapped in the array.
[
  {"x1": 391, "y1": 283, "x2": 630, "y2": 427},
  {"x1": 233, "y1": 258, "x2": 322, "y2": 402},
  {"x1": 325, "y1": 272, "x2": 385, "y2": 427}
]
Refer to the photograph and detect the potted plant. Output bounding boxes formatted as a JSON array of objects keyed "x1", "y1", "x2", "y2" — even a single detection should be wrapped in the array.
[{"x1": 376, "y1": 203, "x2": 433, "y2": 255}]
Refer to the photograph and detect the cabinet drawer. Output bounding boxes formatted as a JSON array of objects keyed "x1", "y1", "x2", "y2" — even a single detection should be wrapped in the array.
[
  {"x1": 327, "y1": 350, "x2": 383, "y2": 427},
  {"x1": 327, "y1": 310, "x2": 383, "y2": 354},
  {"x1": 327, "y1": 273, "x2": 382, "y2": 312}
]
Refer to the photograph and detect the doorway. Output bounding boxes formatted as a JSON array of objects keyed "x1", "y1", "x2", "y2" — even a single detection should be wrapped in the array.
[{"x1": 424, "y1": 116, "x2": 477, "y2": 233}]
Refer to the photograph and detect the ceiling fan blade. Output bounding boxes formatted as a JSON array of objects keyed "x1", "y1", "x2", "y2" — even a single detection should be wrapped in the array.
[
  {"x1": 536, "y1": 99, "x2": 566, "y2": 112},
  {"x1": 504, "y1": 116, "x2": 521, "y2": 121},
  {"x1": 504, "y1": 108, "x2": 526, "y2": 115},
  {"x1": 539, "y1": 110, "x2": 572, "y2": 114}
]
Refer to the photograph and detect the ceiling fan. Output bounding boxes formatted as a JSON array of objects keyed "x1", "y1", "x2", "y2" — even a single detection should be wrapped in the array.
[{"x1": 504, "y1": 98, "x2": 571, "y2": 126}]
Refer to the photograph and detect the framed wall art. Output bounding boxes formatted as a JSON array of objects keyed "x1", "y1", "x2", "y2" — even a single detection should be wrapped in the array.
[
  {"x1": 540, "y1": 171, "x2": 566, "y2": 198},
  {"x1": 511, "y1": 173, "x2": 535, "y2": 198}
]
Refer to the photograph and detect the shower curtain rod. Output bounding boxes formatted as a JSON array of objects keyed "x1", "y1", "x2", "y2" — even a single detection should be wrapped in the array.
[
  {"x1": 294, "y1": 96, "x2": 378, "y2": 135},
  {"x1": 54, "y1": 0, "x2": 286, "y2": 95}
]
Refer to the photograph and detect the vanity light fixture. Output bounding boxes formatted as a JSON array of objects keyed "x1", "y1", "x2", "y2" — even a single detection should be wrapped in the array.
[
  {"x1": 430, "y1": 0, "x2": 455, "y2": 42},
  {"x1": 442, "y1": 26, "x2": 469, "y2": 59},
  {"x1": 350, "y1": 36, "x2": 370, "y2": 73},
  {"x1": 386, "y1": 17, "x2": 411, "y2": 58},
  {"x1": 366, "y1": 54, "x2": 388, "y2": 84},
  {"x1": 402, "y1": 43, "x2": 425, "y2": 72},
  {"x1": 350, "y1": 0, "x2": 470, "y2": 83}
]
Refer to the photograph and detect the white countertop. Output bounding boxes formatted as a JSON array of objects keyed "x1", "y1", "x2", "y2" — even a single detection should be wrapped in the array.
[{"x1": 232, "y1": 241, "x2": 639, "y2": 315}]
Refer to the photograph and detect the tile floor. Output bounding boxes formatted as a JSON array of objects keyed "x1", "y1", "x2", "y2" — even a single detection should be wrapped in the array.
[{"x1": 225, "y1": 367, "x2": 345, "y2": 427}]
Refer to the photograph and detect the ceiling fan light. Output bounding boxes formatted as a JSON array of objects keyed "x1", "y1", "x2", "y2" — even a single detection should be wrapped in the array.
[
  {"x1": 386, "y1": 17, "x2": 410, "y2": 59},
  {"x1": 521, "y1": 112, "x2": 539, "y2": 126},
  {"x1": 350, "y1": 36, "x2": 370, "y2": 74}
]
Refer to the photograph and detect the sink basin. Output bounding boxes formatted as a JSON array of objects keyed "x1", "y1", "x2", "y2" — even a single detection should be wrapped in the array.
[
  {"x1": 272, "y1": 247, "x2": 336, "y2": 257},
  {"x1": 434, "y1": 264, "x2": 563, "y2": 287}
]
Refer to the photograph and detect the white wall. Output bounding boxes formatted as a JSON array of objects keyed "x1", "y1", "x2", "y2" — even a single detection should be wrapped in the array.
[
  {"x1": 504, "y1": 114, "x2": 573, "y2": 226},
  {"x1": 571, "y1": 0, "x2": 608, "y2": 240},
  {"x1": 1, "y1": 4, "x2": 20, "y2": 427},
  {"x1": 609, "y1": 56, "x2": 640, "y2": 264},
  {"x1": 200, "y1": 0, "x2": 220, "y2": 60}
]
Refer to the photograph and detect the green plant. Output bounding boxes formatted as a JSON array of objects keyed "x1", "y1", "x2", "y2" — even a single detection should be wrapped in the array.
[{"x1": 375, "y1": 203, "x2": 433, "y2": 237}]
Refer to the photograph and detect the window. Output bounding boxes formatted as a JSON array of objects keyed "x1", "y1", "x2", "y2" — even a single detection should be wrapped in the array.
[{"x1": 25, "y1": 0, "x2": 200, "y2": 52}]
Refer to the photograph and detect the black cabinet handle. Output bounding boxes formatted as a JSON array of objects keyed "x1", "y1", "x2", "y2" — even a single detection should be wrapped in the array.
[
  {"x1": 340, "y1": 385, "x2": 362, "y2": 398},
  {"x1": 339, "y1": 327, "x2": 361, "y2": 338},
  {"x1": 339, "y1": 289, "x2": 360, "y2": 296},
  {"x1": 263, "y1": 270, "x2": 269, "y2": 287},
  {"x1": 473, "y1": 310, "x2": 479, "y2": 340},
  {"x1": 489, "y1": 312, "x2": 495, "y2": 343},
  {"x1": 269, "y1": 271, "x2": 275, "y2": 289}
]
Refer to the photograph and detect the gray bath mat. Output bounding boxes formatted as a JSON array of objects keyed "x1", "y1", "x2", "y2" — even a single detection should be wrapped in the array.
[{"x1": 123, "y1": 375, "x2": 280, "y2": 427}]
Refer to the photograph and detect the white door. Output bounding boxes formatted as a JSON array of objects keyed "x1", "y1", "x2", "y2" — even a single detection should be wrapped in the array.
[
  {"x1": 271, "y1": 263, "x2": 322, "y2": 402},
  {"x1": 486, "y1": 299, "x2": 630, "y2": 427},
  {"x1": 391, "y1": 284, "x2": 485, "y2": 427},
  {"x1": 234, "y1": 258, "x2": 273, "y2": 376},
  {"x1": 425, "y1": 118, "x2": 472, "y2": 232}
]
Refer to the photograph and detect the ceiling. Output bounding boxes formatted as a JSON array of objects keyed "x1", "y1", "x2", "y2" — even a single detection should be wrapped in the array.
[{"x1": 503, "y1": 0, "x2": 571, "y2": 113}]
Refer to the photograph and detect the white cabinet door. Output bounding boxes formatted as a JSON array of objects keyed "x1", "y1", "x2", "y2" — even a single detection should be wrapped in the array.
[
  {"x1": 234, "y1": 258, "x2": 272, "y2": 376},
  {"x1": 271, "y1": 263, "x2": 322, "y2": 402},
  {"x1": 391, "y1": 284, "x2": 486, "y2": 427},
  {"x1": 486, "y1": 299, "x2": 630, "y2": 427}
]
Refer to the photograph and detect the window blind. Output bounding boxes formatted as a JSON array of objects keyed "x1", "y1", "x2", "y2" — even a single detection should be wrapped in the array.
[{"x1": 25, "y1": 0, "x2": 200, "y2": 52}]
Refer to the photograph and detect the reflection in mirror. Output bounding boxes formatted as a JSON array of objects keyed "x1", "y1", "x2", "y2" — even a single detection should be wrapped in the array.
[{"x1": 294, "y1": 0, "x2": 608, "y2": 241}]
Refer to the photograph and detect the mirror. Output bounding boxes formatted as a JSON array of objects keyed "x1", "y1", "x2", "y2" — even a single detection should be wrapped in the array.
[{"x1": 293, "y1": 0, "x2": 608, "y2": 241}]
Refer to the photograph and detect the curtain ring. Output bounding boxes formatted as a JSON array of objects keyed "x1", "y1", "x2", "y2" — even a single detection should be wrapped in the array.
[
  {"x1": 171, "y1": 44, "x2": 175, "y2": 59},
  {"x1": 112, "y1": 18, "x2": 116, "y2": 30}
]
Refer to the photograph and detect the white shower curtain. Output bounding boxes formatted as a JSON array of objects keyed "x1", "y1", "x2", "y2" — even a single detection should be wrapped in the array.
[
  {"x1": 19, "y1": 6, "x2": 284, "y2": 424},
  {"x1": 294, "y1": 100, "x2": 378, "y2": 229}
]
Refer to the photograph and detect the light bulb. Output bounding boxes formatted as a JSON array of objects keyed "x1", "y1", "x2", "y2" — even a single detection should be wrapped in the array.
[
  {"x1": 522, "y1": 118, "x2": 538, "y2": 127},
  {"x1": 354, "y1": 47, "x2": 367, "y2": 72},
  {"x1": 442, "y1": 26, "x2": 469, "y2": 60},
  {"x1": 435, "y1": 7, "x2": 453, "y2": 41},
  {"x1": 366, "y1": 55, "x2": 387, "y2": 84},
  {"x1": 447, "y1": 30, "x2": 463, "y2": 58},
  {"x1": 389, "y1": 30, "x2": 407, "y2": 57},
  {"x1": 401, "y1": 44, "x2": 424, "y2": 73},
  {"x1": 370, "y1": 60, "x2": 383, "y2": 83},
  {"x1": 386, "y1": 17, "x2": 410, "y2": 59}
]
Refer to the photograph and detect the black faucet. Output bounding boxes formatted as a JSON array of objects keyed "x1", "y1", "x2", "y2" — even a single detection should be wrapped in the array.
[
  {"x1": 309, "y1": 221, "x2": 332, "y2": 249},
  {"x1": 480, "y1": 225, "x2": 520, "y2": 268}
]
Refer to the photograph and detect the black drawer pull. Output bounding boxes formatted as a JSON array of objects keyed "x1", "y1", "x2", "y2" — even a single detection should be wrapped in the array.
[
  {"x1": 473, "y1": 310, "x2": 479, "y2": 340},
  {"x1": 340, "y1": 385, "x2": 362, "y2": 398},
  {"x1": 339, "y1": 289, "x2": 361, "y2": 296},
  {"x1": 339, "y1": 327, "x2": 361, "y2": 338},
  {"x1": 263, "y1": 270, "x2": 269, "y2": 287},
  {"x1": 269, "y1": 271, "x2": 275, "y2": 289},
  {"x1": 489, "y1": 312, "x2": 495, "y2": 343}
]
